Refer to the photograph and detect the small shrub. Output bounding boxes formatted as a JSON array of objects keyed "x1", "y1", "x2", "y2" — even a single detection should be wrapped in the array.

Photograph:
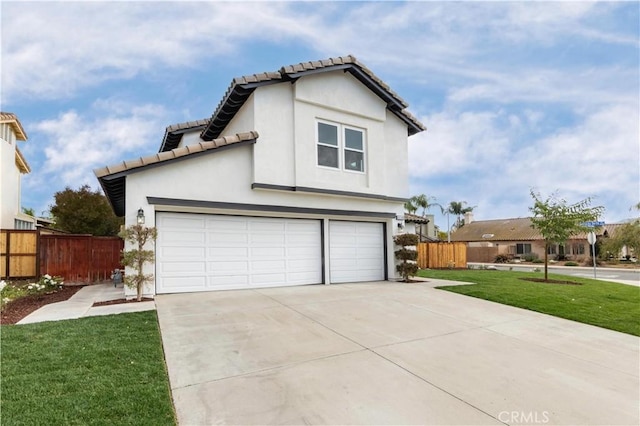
[
  {"x1": 532, "y1": 259, "x2": 544, "y2": 264},
  {"x1": 0, "y1": 280, "x2": 28, "y2": 311},
  {"x1": 393, "y1": 233, "x2": 420, "y2": 282},
  {"x1": 494, "y1": 254, "x2": 511, "y2": 263},
  {"x1": 564, "y1": 261, "x2": 579, "y2": 266},
  {"x1": 523, "y1": 253, "x2": 539, "y2": 262}
]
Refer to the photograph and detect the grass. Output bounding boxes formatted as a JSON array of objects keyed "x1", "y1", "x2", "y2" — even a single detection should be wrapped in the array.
[
  {"x1": 418, "y1": 269, "x2": 640, "y2": 336},
  {"x1": 1, "y1": 311, "x2": 176, "y2": 425}
]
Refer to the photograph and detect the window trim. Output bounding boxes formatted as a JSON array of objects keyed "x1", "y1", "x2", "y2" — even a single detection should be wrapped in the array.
[{"x1": 316, "y1": 119, "x2": 366, "y2": 173}]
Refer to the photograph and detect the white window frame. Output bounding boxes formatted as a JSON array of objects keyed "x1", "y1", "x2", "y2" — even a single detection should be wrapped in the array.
[{"x1": 316, "y1": 119, "x2": 366, "y2": 173}]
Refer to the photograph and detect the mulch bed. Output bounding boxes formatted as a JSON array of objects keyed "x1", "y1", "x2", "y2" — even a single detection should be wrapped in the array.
[
  {"x1": 92, "y1": 298, "x2": 154, "y2": 307},
  {"x1": 519, "y1": 277, "x2": 582, "y2": 285},
  {"x1": 1, "y1": 286, "x2": 86, "y2": 325}
]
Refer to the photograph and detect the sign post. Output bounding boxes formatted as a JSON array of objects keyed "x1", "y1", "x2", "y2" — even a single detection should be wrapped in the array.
[{"x1": 587, "y1": 231, "x2": 597, "y2": 279}]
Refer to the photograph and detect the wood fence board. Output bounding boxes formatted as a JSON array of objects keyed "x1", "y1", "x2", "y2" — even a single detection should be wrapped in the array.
[
  {"x1": 417, "y1": 242, "x2": 467, "y2": 269},
  {"x1": 1, "y1": 230, "x2": 123, "y2": 282}
]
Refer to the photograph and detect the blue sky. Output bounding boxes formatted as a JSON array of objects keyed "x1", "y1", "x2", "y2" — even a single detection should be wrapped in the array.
[{"x1": 2, "y1": 1, "x2": 639, "y2": 230}]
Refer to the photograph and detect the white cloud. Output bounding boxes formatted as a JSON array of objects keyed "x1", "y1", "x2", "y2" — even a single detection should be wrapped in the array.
[
  {"x1": 31, "y1": 100, "x2": 167, "y2": 189},
  {"x1": 409, "y1": 103, "x2": 639, "y2": 223},
  {"x1": 1, "y1": 2, "x2": 323, "y2": 101}
]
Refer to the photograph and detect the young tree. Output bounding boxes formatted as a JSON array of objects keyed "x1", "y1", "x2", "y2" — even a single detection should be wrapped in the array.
[
  {"x1": 50, "y1": 185, "x2": 123, "y2": 236},
  {"x1": 120, "y1": 224, "x2": 158, "y2": 301},
  {"x1": 529, "y1": 190, "x2": 605, "y2": 280},
  {"x1": 21, "y1": 207, "x2": 35, "y2": 216}
]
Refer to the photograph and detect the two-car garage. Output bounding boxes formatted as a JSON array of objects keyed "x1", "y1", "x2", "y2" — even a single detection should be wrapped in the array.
[{"x1": 155, "y1": 212, "x2": 385, "y2": 294}]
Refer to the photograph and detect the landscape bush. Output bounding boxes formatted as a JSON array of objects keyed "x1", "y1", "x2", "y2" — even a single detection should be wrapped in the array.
[
  {"x1": 494, "y1": 254, "x2": 511, "y2": 263},
  {"x1": 564, "y1": 261, "x2": 579, "y2": 266},
  {"x1": 523, "y1": 253, "x2": 539, "y2": 262}
]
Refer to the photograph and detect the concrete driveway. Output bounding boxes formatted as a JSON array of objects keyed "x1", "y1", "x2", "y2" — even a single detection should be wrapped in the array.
[{"x1": 155, "y1": 280, "x2": 639, "y2": 425}]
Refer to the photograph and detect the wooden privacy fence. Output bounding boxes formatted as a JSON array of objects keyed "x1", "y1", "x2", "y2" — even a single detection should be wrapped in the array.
[
  {"x1": 417, "y1": 242, "x2": 467, "y2": 269},
  {"x1": 40, "y1": 235, "x2": 124, "y2": 283},
  {"x1": 1, "y1": 229, "x2": 123, "y2": 283},
  {"x1": 1, "y1": 230, "x2": 38, "y2": 279},
  {"x1": 467, "y1": 246, "x2": 499, "y2": 263}
]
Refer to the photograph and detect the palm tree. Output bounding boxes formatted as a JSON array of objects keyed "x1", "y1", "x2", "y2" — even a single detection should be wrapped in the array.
[
  {"x1": 405, "y1": 194, "x2": 436, "y2": 216},
  {"x1": 447, "y1": 201, "x2": 475, "y2": 229}
]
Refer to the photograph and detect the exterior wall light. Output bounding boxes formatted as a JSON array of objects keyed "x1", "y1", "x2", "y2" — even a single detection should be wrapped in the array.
[{"x1": 137, "y1": 208, "x2": 145, "y2": 225}]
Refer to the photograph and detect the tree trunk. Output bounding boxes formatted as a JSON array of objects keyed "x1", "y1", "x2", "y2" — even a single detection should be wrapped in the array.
[{"x1": 544, "y1": 242, "x2": 549, "y2": 281}]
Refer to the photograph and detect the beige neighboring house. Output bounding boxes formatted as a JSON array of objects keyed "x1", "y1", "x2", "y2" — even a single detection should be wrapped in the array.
[
  {"x1": 0, "y1": 112, "x2": 36, "y2": 230},
  {"x1": 451, "y1": 214, "x2": 622, "y2": 262},
  {"x1": 404, "y1": 213, "x2": 438, "y2": 241}
]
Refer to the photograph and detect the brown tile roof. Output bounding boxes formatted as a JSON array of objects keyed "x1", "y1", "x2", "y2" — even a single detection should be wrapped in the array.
[
  {"x1": 404, "y1": 213, "x2": 430, "y2": 224},
  {"x1": 159, "y1": 118, "x2": 209, "y2": 153},
  {"x1": 451, "y1": 217, "x2": 622, "y2": 242},
  {"x1": 95, "y1": 131, "x2": 258, "y2": 217},
  {"x1": 0, "y1": 112, "x2": 28, "y2": 140},
  {"x1": 95, "y1": 131, "x2": 258, "y2": 178},
  {"x1": 15, "y1": 147, "x2": 30, "y2": 173},
  {"x1": 195, "y1": 55, "x2": 426, "y2": 145}
]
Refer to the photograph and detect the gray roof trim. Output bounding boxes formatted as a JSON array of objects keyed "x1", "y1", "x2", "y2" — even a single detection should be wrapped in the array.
[
  {"x1": 147, "y1": 197, "x2": 397, "y2": 219},
  {"x1": 251, "y1": 182, "x2": 407, "y2": 203}
]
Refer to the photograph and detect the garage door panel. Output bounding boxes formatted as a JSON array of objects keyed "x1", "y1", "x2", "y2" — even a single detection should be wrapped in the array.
[
  {"x1": 160, "y1": 246, "x2": 205, "y2": 258},
  {"x1": 157, "y1": 213, "x2": 321, "y2": 294},
  {"x1": 250, "y1": 247, "x2": 286, "y2": 258},
  {"x1": 329, "y1": 221, "x2": 384, "y2": 284},
  {"x1": 208, "y1": 261, "x2": 249, "y2": 273},
  {"x1": 161, "y1": 216, "x2": 206, "y2": 228},
  {"x1": 160, "y1": 261, "x2": 206, "y2": 273},
  {"x1": 208, "y1": 247, "x2": 249, "y2": 258},
  {"x1": 210, "y1": 233, "x2": 249, "y2": 245},
  {"x1": 161, "y1": 276, "x2": 207, "y2": 291}
]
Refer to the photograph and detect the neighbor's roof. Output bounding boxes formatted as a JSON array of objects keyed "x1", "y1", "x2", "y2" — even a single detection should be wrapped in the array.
[
  {"x1": 450, "y1": 217, "x2": 622, "y2": 242},
  {"x1": 15, "y1": 147, "x2": 30, "y2": 173},
  {"x1": 159, "y1": 55, "x2": 426, "y2": 152},
  {"x1": 95, "y1": 131, "x2": 259, "y2": 217},
  {"x1": 404, "y1": 213, "x2": 431, "y2": 224},
  {"x1": 0, "y1": 112, "x2": 28, "y2": 141}
]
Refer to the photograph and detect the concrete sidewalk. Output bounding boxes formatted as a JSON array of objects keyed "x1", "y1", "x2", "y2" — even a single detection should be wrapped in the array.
[{"x1": 17, "y1": 283, "x2": 155, "y2": 325}]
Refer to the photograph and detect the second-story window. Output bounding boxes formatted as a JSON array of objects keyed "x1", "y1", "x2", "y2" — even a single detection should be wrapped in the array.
[{"x1": 316, "y1": 120, "x2": 365, "y2": 173}]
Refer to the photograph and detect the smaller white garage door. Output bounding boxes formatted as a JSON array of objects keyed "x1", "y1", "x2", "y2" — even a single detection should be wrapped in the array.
[
  {"x1": 329, "y1": 221, "x2": 385, "y2": 283},
  {"x1": 156, "y1": 213, "x2": 322, "y2": 293}
]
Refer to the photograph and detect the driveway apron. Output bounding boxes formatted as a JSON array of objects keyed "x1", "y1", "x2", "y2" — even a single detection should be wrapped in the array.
[{"x1": 155, "y1": 280, "x2": 639, "y2": 425}]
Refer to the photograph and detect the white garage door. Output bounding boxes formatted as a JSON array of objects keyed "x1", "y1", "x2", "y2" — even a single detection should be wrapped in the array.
[
  {"x1": 156, "y1": 213, "x2": 322, "y2": 293},
  {"x1": 329, "y1": 221, "x2": 385, "y2": 283}
]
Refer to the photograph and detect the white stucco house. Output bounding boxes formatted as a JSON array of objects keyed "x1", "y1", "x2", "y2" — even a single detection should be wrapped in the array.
[
  {"x1": 0, "y1": 112, "x2": 36, "y2": 230},
  {"x1": 95, "y1": 55, "x2": 426, "y2": 296}
]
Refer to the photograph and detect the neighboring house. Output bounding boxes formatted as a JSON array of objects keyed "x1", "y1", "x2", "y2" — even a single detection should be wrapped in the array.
[
  {"x1": 96, "y1": 55, "x2": 426, "y2": 296},
  {"x1": 404, "y1": 213, "x2": 438, "y2": 242},
  {"x1": 451, "y1": 214, "x2": 621, "y2": 262},
  {"x1": 0, "y1": 112, "x2": 36, "y2": 230}
]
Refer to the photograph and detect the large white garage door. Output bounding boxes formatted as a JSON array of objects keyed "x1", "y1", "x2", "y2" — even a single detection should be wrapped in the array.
[
  {"x1": 329, "y1": 221, "x2": 385, "y2": 283},
  {"x1": 156, "y1": 213, "x2": 322, "y2": 293}
]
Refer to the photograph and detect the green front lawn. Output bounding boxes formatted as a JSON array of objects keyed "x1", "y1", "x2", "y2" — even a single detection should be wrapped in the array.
[
  {"x1": 1, "y1": 311, "x2": 175, "y2": 425},
  {"x1": 418, "y1": 269, "x2": 640, "y2": 336}
]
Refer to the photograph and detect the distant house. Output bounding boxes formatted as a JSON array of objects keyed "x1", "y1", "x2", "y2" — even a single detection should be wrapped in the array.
[
  {"x1": 404, "y1": 213, "x2": 438, "y2": 242},
  {"x1": 0, "y1": 112, "x2": 36, "y2": 230},
  {"x1": 450, "y1": 214, "x2": 621, "y2": 262}
]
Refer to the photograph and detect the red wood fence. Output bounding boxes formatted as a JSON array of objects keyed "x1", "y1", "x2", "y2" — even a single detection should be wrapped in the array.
[
  {"x1": 1, "y1": 229, "x2": 123, "y2": 283},
  {"x1": 39, "y1": 234, "x2": 124, "y2": 283}
]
